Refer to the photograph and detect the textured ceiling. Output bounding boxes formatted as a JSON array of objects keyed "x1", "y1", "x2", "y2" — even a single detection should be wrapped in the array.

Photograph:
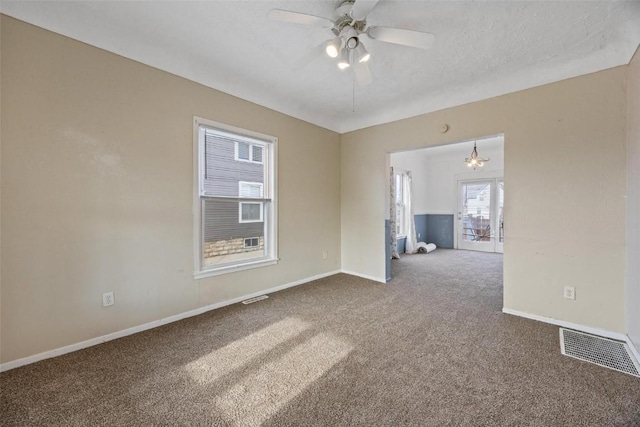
[{"x1": 2, "y1": 1, "x2": 640, "y2": 133}]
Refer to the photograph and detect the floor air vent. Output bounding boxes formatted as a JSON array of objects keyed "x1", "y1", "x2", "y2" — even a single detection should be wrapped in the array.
[
  {"x1": 560, "y1": 329, "x2": 640, "y2": 377},
  {"x1": 242, "y1": 295, "x2": 269, "y2": 305}
]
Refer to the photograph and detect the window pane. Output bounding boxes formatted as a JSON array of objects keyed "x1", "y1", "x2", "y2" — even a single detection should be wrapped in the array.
[
  {"x1": 250, "y1": 185, "x2": 262, "y2": 198},
  {"x1": 203, "y1": 131, "x2": 266, "y2": 198},
  {"x1": 237, "y1": 141, "x2": 250, "y2": 160},
  {"x1": 241, "y1": 202, "x2": 262, "y2": 222},
  {"x1": 244, "y1": 237, "x2": 259, "y2": 248},
  {"x1": 395, "y1": 174, "x2": 402, "y2": 203},
  {"x1": 239, "y1": 182, "x2": 263, "y2": 198},
  {"x1": 252, "y1": 145, "x2": 263, "y2": 163},
  {"x1": 396, "y1": 206, "x2": 405, "y2": 236},
  {"x1": 202, "y1": 199, "x2": 265, "y2": 266},
  {"x1": 394, "y1": 172, "x2": 406, "y2": 236},
  {"x1": 461, "y1": 182, "x2": 492, "y2": 242}
]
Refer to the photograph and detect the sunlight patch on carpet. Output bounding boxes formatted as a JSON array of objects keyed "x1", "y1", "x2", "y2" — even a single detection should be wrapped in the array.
[
  {"x1": 214, "y1": 333, "x2": 353, "y2": 426},
  {"x1": 184, "y1": 317, "x2": 310, "y2": 384}
]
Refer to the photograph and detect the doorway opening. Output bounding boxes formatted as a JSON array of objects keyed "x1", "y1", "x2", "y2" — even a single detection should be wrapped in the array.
[{"x1": 387, "y1": 135, "x2": 504, "y2": 280}]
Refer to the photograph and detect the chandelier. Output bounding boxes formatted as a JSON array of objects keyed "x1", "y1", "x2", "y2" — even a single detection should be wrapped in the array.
[{"x1": 465, "y1": 142, "x2": 490, "y2": 170}]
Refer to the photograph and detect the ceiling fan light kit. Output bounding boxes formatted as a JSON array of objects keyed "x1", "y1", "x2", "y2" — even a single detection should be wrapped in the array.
[
  {"x1": 268, "y1": 0, "x2": 435, "y2": 85},
  {"x1": 325, "y1": 37, "x2": 342, "y2": 58},
  {"x1": 337, "y1": 47, "x2": 351, "y2": 69}
]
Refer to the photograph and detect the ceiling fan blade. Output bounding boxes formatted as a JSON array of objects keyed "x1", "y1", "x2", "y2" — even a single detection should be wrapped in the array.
[
  {"x1": 292, "y1": 40, "x2": 331, "y2": 70},
  {"x1": 367, "y1": 26, "x2": 435, "y2": 50},
  {"x1": 353, "y1": 60, "x2": 373, "y2": 86},
  {"x1": 350, "y1": 0, "x2": 380, "y2": 21},
  {"x1": 268, "y1": 9, "x2": 333, "y2": 28}
]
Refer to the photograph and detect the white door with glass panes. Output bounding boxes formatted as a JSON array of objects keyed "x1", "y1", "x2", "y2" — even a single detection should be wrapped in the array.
[{"x1": 457, "y1": 178, "x2": 504, "y2": 253}]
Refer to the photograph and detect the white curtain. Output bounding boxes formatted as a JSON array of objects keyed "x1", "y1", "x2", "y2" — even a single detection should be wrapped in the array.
[
  {"x1": 404, "y1": 172, "x2": 418, "y2": 254},
  {"x1": 390, "y1": 167, "x2": 400, "y2": 259}
]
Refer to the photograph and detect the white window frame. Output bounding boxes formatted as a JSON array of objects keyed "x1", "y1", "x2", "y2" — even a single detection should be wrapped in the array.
[
  {"x1": 193, "y1": 117, "x2": 278, "y2": 279},
  {"x1": 239, "y1": 201, "x2": 264, "y2": 223},
  {"x1": 395, "y1": 171, "x2": 408, "y2": 238},
  {"x1": 234, "y1": 141, "x2": 264, "y2": 164}
]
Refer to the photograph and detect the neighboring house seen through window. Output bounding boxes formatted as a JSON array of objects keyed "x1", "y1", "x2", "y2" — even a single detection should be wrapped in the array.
[{"x1": 194, "y1": 117, "x2": 277, "y2": 278}]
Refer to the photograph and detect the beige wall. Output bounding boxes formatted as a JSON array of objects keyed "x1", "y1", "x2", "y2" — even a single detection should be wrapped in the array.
[
  {"x1": 342, "y1": 67, "x2": 628, "y2": 332},
  {"x1": 626, "y1": 46, "x2": 640, "y2": 349},
  {"x1": 391, "y1": 137, "x2": 504, "y2": 216},
  {"x1": 0, "y1": 16, "x2": 341, "y2": 364}
]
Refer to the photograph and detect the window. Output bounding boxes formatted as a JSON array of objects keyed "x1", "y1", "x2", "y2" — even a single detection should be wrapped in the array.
[
  {"x1": 239, "y1": 181, "x2": 263, "y2": 198},
  {"x1": 235, "y1": 141, "x2": 264, "y2": 164},
  {"x1": 194, "y1": 117, "x2": 277, "y2": 278},
  {"x1": 244, "y1": 237, "x2": 259, "y2": 248},
  {"x1": 238, "y1": 182, "x2": 263, "y2": 223},
  {"x1": 239, "y1": 202, "x2": 263, "y2": 223},
  {"x1": 394, "y1": 171, "x2": 407, "y2": 237}
]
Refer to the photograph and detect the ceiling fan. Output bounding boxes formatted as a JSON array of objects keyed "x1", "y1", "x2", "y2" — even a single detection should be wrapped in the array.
[{"x1": 268, "y1": 0, "x2": 435, "y2": 85}]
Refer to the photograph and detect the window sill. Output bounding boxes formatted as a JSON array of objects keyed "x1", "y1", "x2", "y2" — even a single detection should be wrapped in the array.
[{"x1": 194, "y1": 257, "x2": 278, "y2": 279}]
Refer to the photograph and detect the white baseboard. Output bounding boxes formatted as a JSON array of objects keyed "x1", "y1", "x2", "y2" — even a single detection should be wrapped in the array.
[
  {"x1": 502, "y1": 307, "x2": 637, "y2": 346},
  {"x1": 340, "y1": 269, "x2": 386, "y2": 284},
  {"x1": 0, "y1": 270, "x2": 341, "y2": 372},
  {"x1": 627, "y1": 337, "x2": 640, "y2": 363}
]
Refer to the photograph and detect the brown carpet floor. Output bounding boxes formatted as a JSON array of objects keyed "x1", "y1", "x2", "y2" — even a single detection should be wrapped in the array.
[{"x1": 1, "y1": 249, "x2": 639, "y2": 426}]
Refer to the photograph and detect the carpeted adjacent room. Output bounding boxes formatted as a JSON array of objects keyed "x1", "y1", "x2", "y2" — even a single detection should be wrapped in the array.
[{"x1": 1, "y1": 250, "x2": 639, "y2": 426}]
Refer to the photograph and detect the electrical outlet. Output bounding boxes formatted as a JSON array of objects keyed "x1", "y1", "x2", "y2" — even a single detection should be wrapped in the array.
[
  {"x1": 563, "y1": 286, "x2": 575, "y2": 300},
  {"x1": 322, "y1": 251, "x2": 328, "y2": 260},
  {"x1": 102, "y1": 291, "x2": 115, "y2": 307}
]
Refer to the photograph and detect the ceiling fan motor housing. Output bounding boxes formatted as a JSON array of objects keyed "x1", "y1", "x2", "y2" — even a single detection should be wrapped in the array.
[
  {"x1": 340, "y1": 25, "x2": 360, "y2": 49},
  {"x1": 332, "y1": 0, "x2": 367, "y2": 38}
]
